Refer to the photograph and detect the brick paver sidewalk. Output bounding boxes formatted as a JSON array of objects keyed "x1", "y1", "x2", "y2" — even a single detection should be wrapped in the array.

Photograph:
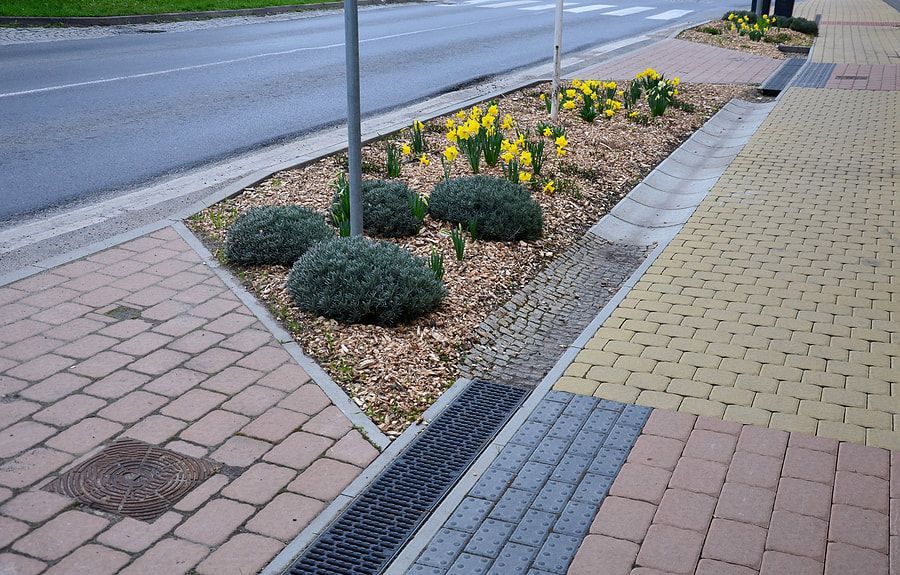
[
  {"x1": 572, "y1": 38, "x2": 782, "y2": 85},
  {"x1": 0, "y1": 227, "x2": 378, "y2": 574},
  {"x1": 546, "y1": 0, "x2": 900, "y2": 572}
]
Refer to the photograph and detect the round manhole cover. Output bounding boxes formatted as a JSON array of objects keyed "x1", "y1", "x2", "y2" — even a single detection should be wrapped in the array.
[{"x1": 45, "y1": 439, "x2": 218, "y2": 521}]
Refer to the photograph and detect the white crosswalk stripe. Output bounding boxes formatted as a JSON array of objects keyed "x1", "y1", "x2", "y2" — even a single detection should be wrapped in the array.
[
  {"x1": 602, "y1": 6, "x2": 653, "y2": 15},
  {"x1": 520, "y1": 2, "x2": 579, "y2": 10},
  {"x1": 479, "y1": 0, "x2": 540, "y2": 7},
  {"x1": 646, "y1": 9, "x2": 693, "y2": 19},
  {"x1": 564, "y1": 4, "x2": 615, "y2": 12}
]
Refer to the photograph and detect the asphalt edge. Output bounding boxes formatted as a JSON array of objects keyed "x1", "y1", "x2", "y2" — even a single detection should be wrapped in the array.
[{"x1": 0, "y1": 0, "x2": 420, "y2": 27}]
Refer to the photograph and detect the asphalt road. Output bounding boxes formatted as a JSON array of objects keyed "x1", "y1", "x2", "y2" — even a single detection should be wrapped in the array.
[{"x1": 0, "y1": 0, "x2": 740, "y2": 222}]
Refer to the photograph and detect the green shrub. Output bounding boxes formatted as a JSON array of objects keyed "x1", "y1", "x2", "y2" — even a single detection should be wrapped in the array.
[
  {"x1": 429, "y1": 176, "x2": 543, "y2": 241},
  {"x1": 764, "y1": 31, "x2": 792, "y2": 43},
  {"x1": 225, "y1": 205, "x2": 333, "y2": 266},
  {"x1": 331, "y1": 179, "x2": 423, "y2": 238},
  {"x1": 788, "y1": 17, "x2": 818, "y2": 35},
  {"x1": 286, "y1": 237, "x2": 446, "y2": 326},
  {"x1": 698, "y1": 26, "x2": 722, "y2": 35}
]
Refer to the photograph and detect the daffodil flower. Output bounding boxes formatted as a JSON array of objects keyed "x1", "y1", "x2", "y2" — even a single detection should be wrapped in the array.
[
  {"x1": 563, "y1": 100, "x2": 575, "y2": 110},
  {"x1": 555, "y1": 135, "x2": 568, "y2": 148},
  {"x1": 443, "y1": 146, "x2": 459, "y2": 162},
  {"x1": 543, "y1": 180, "x2": 555, "y2": 194},
  {"x1": 519, "y1": 150, "x2": 532, "y2": 167},
  {"x1": 604, "y1": 109, "x2": 615, "y2": 118},
  {"x1": 487, "y1": 104, "x2": 499, "y2": 117},
  {"x1": 565, "y1": 89, "x2": 576, "y2": 99},
  {"x1": 542, "y1": 127, "x2": 553, "y2": 137},
  {"x1": 419, "y1": 154, "x2": 430, "y2": 166},
  {"x1": 401, "y1": 143, "x2": 411, "y2": 156},
  {"x1": 445, "y1": 118, "x2": 455, "y2": 129},
  {"x1": 519, "y1": 171, "x2": 532, "y2": 183},
  {"x1": 501, "y1": 115, "x2": 514, "y2": 130}
]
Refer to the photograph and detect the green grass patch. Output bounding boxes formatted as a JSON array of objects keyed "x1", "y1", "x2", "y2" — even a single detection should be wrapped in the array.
[{"x1": 0, "y1": 0, "x2": 332, "y2": 18}]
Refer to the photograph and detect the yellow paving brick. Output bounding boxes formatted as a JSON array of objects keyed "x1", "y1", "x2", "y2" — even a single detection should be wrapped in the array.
[
  {"x1": 846, "y1": 376, "x2": 890, "y2": 395},
  {"x1": 821, "y1": 388, "x2": 867, "y2": 408},
  {"x1": 704, "y1": 343, "x2": 746, "y2": 359},
  {"x1": 784, "y1": 355, "x2": 826, "y2": 372},
  {"x1": 563, "y1": 363, "x2": 590, "y2": 378},
  {"x1": 871, "y1": 395, "x2": 900, "y2": 415},
  {"x1": 669, "y1": 338, "x2": 709, "y2": 353},
  {"x1": 753, "y1": 393, "x2": 800, "y2": 415},
  {"x1": 594, "y1": 327, "x2": 635, "y2": 343},
  {"x1": 770, "y1": 413, "x2": 819, "y2": 435},
  {"x1": 694, "y1": 368, "x2": 737, "y2": 387},
  {"x1": 593, "y1": 383, "x2": 640, "y2": 404},
  {"x1": 735, "y1": 374, "x2": 780, "y2": 394},
  {"x1": 630, "y1": 333, "x2": 672, "y2": 348},
  {"x1": 709, "y1": 386, "x2": 755, "y2": 406},
  {"x1": 679, "y1": 397, "x2": 726, "y2": 419},
  {"x1": 574, "y1": 350, "x2": 618, "y2": 367},
  {"x1": 625, "y1": 372, "x2": 670, "y2": 392},
  {"x1": 800, "y1": 370, "x2": 845, "y2": 389},
  {"x1": 635, "y1": 390, "x2": 683, "y2": 410},
  {"x1": 724, "y1": 405, "x2": 772, "y2": 427},
  {"x1": 777, "y1": 381, "x2": 823, "y2": 401},
  {"x1": 613, "y1": 356, "x2": 656, "y2": 374},
  {"x1": 719, "y1": 358, "x2": 762, "y2": 376},
  {"x1": 666, "y1": 379, "x2": 712, "y2": 399},
  {"x1": 799, "y1": 400, "x2": 845, "y2": 422},
  {"x1": 652, "y1": 362, "x2": 696, "y2": 380},
  {"x1": 760, "y1": 364, "x2": 803, "y2": 382},
  {"x1": 640, "y1": 346, "x2": 681, "y2": 363},
  {"x1": 866, "y1": 429, "x2": 900, "y2": 451},
  {"x1": 845, "y1": 407, "x2": 893, "y2": 431},
  {"x1": 553, "y1": 377, "x2": 599, "y2": 396},
  {"x1": 817, "y1": 421, "x2": 866, "y2": 444},
  {"x1": 603, "y1": 340, "x2": 645, "y2": 357},
  {"x1": 584, "y1": 366, "x2": 630, "y2": 385}
]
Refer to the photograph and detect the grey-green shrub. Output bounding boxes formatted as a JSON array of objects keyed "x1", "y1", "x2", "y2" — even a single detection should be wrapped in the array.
[
  {"x1": 429, "y1": 175, "x2": 542, "y2": 241},
  {"x1": 225, "y1": 205, "x2": 333, "y2": 266},
  {"x1": 331, "y1": 179, "x2": 423, "y2": 238},
  {"x1": 286, "y1": 237, "x2": 446, "y2": 326}
]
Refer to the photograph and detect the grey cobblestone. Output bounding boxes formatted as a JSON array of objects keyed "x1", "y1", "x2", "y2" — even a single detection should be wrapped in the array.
[
  {"x1": 410, "y1": 392, "x2": 651, "y2": 574},
  {"x1": 460, "y1": 237, "x2": 647, "y2": 386}
]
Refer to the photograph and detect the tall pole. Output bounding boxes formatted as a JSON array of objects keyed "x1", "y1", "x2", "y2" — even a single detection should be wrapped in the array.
[
  {"x1": 344, "y1": 0, "x2": 363, "y2": 236},
  {"x1": 550, "y1": 0, "x2": 563, "y2": 122}
]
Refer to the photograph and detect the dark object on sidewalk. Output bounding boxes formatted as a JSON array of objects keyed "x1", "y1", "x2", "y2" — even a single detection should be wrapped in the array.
[
  {"x1": 45, "y1": 439, "x2": 218, "y2": 521},
  {"x1": 284, "y1": 379, "x2": 528, "y2": 575},
  {"x1": 760, "y1": 58, "x2": 805, "y2": 95},
  {"x1": 792, "y1": 62, "x2": 836, "y2": 88},
  {"x1": 778, "y1": 44, "x2": 811, "y2": 54},
  {"x1": 775, "y1": 0, "x2": 795, "y2": 18},
  {"x1": 751, "y1": 0, "x2": 772, "y2": 15}
]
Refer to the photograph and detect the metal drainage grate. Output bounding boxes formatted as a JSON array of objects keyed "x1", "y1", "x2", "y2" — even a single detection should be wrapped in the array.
[
  {"x1": 792, "y1": 62, "x2": 837, "y2": 88},
  {"x1": 760, "y1": 58, "x2": 805, "y2": 95},
  {"x1": 285, "y1": 380, "x2": 529, "y2": 575},
  {"x1": 45, "y1": 439, "x2": 218, "y2": 521},
  {"x1": 105, "y1": 305, "x2": 143, "y2": 320},
  {"x1": 834, "y1": 75, "x2": 869, "y2": 80}
]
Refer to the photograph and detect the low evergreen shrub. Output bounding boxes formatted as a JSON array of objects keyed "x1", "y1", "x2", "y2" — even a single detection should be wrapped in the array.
[
  {"x1": 331, "y1": 179, "x2": 423, "y2": 238},
  {"x1": 225, "y1": 205, "x2": 333, "y2": 266}
]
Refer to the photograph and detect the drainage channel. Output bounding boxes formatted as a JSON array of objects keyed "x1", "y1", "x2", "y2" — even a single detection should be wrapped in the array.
[{"x1": 283, "y1": 379, "x2": 529, "y2": 575}]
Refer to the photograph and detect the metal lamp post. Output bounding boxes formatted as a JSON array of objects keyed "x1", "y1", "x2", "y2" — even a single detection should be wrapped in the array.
[
  {"x1": 344, "y1": 0, "x2": 363, "y2": 236},
  {"x1": 550, "y1": 0, "x2": 563, "y2": 122}
]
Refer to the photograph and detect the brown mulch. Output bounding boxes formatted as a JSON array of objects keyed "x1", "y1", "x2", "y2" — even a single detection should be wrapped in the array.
[
  {"x1": 187, "y1": 81, "x2": 759, "y2": 437},
  {"x1": 678, "y1": 19, "x2": 815, "y2": 59}
]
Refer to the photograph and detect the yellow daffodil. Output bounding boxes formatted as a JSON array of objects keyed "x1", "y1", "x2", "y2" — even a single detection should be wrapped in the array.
[
  {"x1": 443, "y1": 146, "x2": 459, "y2": 163},
  {"x1": 446, "y1": 129, "x2": 458, "y2": 143},
  {"x1": 555, "y1": 135, "x2": 568, "y2": 148},
  {"x1": 556, "y1": 147, "x2": 566, "y2": 157},
  {"x1": 565, "y1": 89, "x2": 576, "y2": 98},
  {"x1": 728, "y1": 12, "x2": 734, "y2": 20},
  {"x1": 542, "y1": 127, "x2": 553, "y2": 137},
  {"x1": 455, "y1": 111, "x2": 466, "y2": 120},
  {"x1": 629, "y1": 111, "x2": 639, "y2": 118},
  {"x1": 539, "y1": 93, "x2": 546, "y2": 101},
  {"x1": 401, "y1": 143, "x2": 411, "y2": 156},
  {"x1": 519, "y1": 150, "x2": 532, "y2": 167},
  {"x1": 501, "y1": 114, "x2": 514, "y2": 130},
  {"x1": 515, "y1": 134, "x2": 524, "y2": 147},
  {"x1": 604, "y1": 109, "x2": 615, "y2": 118},
  {"x1": 470, "y1": 106, "x2": 482, "y2": 120},
  {"x1": 419, "y1": 154, "x2": 430, "y2": 166},
  {"x1": 487, "y1": 104, "x2": 499, "y2": 116},
  {"x1": 519, "y1": 171, "x2": 532, "y2": 183},
  {"x1": 501, "y1": 151, "x2": 515, "y2": 163},
  {"x1": 581, "y1": 84, "x2": 593, "y2": 96},
  {"x1": 482, "y1": 115, "x2": 495, "y2": 129},
  {"x1": 572, "y1": 79, "x2": 583, "y2": 88},
  {"x1": 445, "y1": 118, "x2": 455, "y2": 129},
  {"x1": 563, "y1": 100, "x2": 575, "y2": 110},
  {"x1": 413, "y1": 120, "x2": 424, "y2": 131},
  {"x1": 543, "y1": 180, "x2": 555, "y2": 194}
]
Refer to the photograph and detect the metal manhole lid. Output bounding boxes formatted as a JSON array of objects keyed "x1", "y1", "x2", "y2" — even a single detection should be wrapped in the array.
[
  {"x1": 45, "y1": 439, "x2": 218, "y2": 521},
  {"x1": 105, "y1": 305, "x2": 143, "y2": 320}
]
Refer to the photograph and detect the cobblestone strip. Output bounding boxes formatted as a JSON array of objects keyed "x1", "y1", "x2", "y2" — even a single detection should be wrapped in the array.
[
  {"x1": 569, "y1": 409, "x2": 896, "y2": 574},
  {"x1": 572, "y1": 39, "x2": 782, "y2": 85},
  {"x1": 0, "y1": 227, "x2": 379, "y2": 575},
  {"x1": 461, "y1": 237, "x2": 647, "y2": 387},
  {"x1": 408, "y1": 392, "x2": 651, "y2": 575}
]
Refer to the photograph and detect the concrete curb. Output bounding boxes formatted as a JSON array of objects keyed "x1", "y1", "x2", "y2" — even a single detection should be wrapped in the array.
[
  {"x1": 171, "y1": 222, "x2": 391, "y2": 450},
  {"x1": 0, "y1": 0, "x2": 417, "y2": 27}
]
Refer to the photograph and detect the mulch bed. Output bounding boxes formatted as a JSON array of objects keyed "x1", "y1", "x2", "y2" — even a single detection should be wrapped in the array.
[
  {"x1": 678, "y1": 19, "x2": 815, "y2": 59},
  {"x1": 187, "y1": 80, "x2": 758, "y2": 437}
]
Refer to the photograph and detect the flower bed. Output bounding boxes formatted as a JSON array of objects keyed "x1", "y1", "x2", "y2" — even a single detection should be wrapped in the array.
[
  {"x1": 679, "y1": 14, "x2": 816, "y2": 59},
  {"x1": 188, "y1": 78, "x2": 756, "y2": 436}
]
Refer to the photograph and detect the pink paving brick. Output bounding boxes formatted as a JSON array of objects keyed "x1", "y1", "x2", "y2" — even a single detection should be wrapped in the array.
[
  {"x1": 220, "y1": 384, "x2": 285, "y2": 416},
  {"x1": 173, "y1": 474, "x2": 229, "y2": 512},
  {"x1": 98, "y1": 318, "x2": 152, "y2": 339},
  {"x1": 696, "y1": 559, "x2": 757, "y2": 575},
  {"x1": 701, "y1": 518, "x2": 767, "y2": 569},
  {"x1": 240, "y1": 406, "x2": 308, "y2": 444},
  {"x1": 714, "y1": 482, "x2": 776, "y2": 528},
  {"x1": 0, "y1": 334, "x2": 63, "y2": 362},
  {"x1": 55, "y1": 334, "x2": 118, "y2": 359},
  {"x1": 209, "y1": 436, "x2": 272, "y2": 467},
  {"x1": 263, "y1": 431, "x2": 333, "y2": 470},
  {"x1": 237, "y1": 345, "x2": 291, "y2": 371},
  {"x1": 0, "y1": 516, "x2": 29, "y2": 548},
  {"x1": 221, "y1": 462, "x2": 295, "y2": 504},
  {"x1": 97, "y1": 512, "x2": 182, "y2": 553},
  {"x1": 0, "y1": 374, "x2": 26, "y2": 396},
  {"x1": 832, "y1": 470, "x2": 889, "y2": 513},
  {"x1": 195, "y1": 532, "x2": 282, "y2": 575},
  {"x1": 726, "y1": 451, "x2": 783, "y2": 490},
  {"x1": 111, "y1": 332, "x2": 172, "y2": 356},
  {"x1": 279, "y1": 383, "x2": 332, "y2": 415},
  {"x1": 7, "y1": 353, "x2": 76, "y2": 381},
  {"x1": 683, "y1": 429, "x2": 738, "y2": 464},
  {"x1": 168, "y1": 330, "x2": 226, "y2": 354},
  {"x1": 245, "y1": 492, "x2": 325, "y2": 541},
  {"x1": 166, "y1": 440, "x2": 208, "y2": 458},
  {"x1": 828, "y1": 504, "x2": 889, "y2": 553},
  {"x1": 326, "y1": 430, "x2": 379, "y2": 467},
  {"x1": 152, "y1": 315, "x2": 206, "y2": 337},
  {"x1": 33, "y1": 394, "x2": 106, "y2": 426},
  {"x1": 637, "y1": 524, "x2": 704, "y2": 574},
  {"x1": 199, "y1": 365, "x2": 262, "y2": 393},
  {"x1": 626, "y1": 434, "x2": 685, "y2": 471},
  {"x1": 609, "y1": 463, "x2": 671, "y2": 505},
  {"x1": 1, "y1": 490, "x2": 73, "y2": 523},
  {"x1": 129, "y1": 349, "x2": 190, "y2": 375},
  {"x1": 179, "y1": 410, "x2": 250, "y2": 447},
  {"x1": 824, "y1": 542, "x2": 888, "y2": 575},
  {"x1": 220, "y1": 328, "x2": 272, "y2": 353},
  {"x1": 0, "y1": 400, "x2": 40, "y2": 430},
  {"x1": 42, "y1": 544, "x2": 130, "y2": 575},
  {"x1": 783, "y1": 447, "x2": 838, "y2": 485},
  {"x1": 302, "y1": 405, "x2": 354, "y2": 439},
  {"x1": 760, "y1": 551, "x2": 823, "y2": 575},
  {"x1": 0, "y1": 447, "x2": 73, "y2": 489},
  {"x1": 838, "y1": 442, "x2": 890, "y2": 479},
  {"x1": 174, "y1": 498, "x2": 254, "y2": 546},
  {"x1": 121, "y1": 414, "x2": 187, "y2": 444},
  {"x1": 0, "y1": 318, "x2": 47, "y2": 345},
  {"x1": 766, "y1": 510, "x2": 828, "y2": 560},
  {"x1": 654, "y1": 489, "x2": 717, "y2": 532},
  {"x1": 774, "y1": 477, "x2": 833, "y2": 521},
  {"x1": 736, "y1": 425, "x2": 789, "y2": 458},
  {"x1": 119, "y1": 537, "x2": 209, "y2": 575},
  {"x1": 161, "y1": 388, "x2": 226, "y2": 420},
  {"x1": 188, "y1": 296, "x2": 241, "y2": 318},
  {"x1": 287, "y1": 458, "x2": 361, "y2": 501},
  {"x1": 83, "y1": 370, "x2": 151, "y2": 398},
  {"x1": 788, "y1": 433, "x2": 838, "y2": 454},
  {"x1": 205, "y1": 313, "x2": 258, "y2": 336},
  {"x1": 669, "y1": 457, "x2": 728, "y2": 496},
  {"x1": 0, "y1": 553, "x2": 46, "y2": 574},
  {"x1": 13, "y1": 510, "x2": 108, "y2": 561},
  {"x1": 46, "y1": 417, "x2": 123, "y2": 454},
  {"x1": 0, "y1": 421, "x2": 56, "y2": 458},
  {"x1": 569, "y1": 535, "x2": 639, "y2": 575},
  {"x1": 69, "y1": 351, "x2": 134, "y2": 378},
  {"x1": 143, "y1": 368, "x2": 208, "y2": 397},
  {"x1": 97, "y1": 390, "x2": 168, "y2": 424}
]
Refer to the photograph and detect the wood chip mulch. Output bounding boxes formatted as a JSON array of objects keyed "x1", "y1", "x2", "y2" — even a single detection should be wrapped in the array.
[
  {"x1": 187, "y1": 81, "x2": 760, "y2": 437},
  {"x1": 678, "y1": 20, "x2": 815, "y2": 59}
]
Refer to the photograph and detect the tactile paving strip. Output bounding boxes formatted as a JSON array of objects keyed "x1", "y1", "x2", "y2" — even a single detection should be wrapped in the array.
[
  {"x1": 792, "y1": 62, "x2": 838, "y2": 88},
  {"x1": 285, "y1": 380, "x2": 528, "y2": 575},
  {"x1": 409, "y1": 392, "x2": 651, "y2": 574},
  {"x1": 760, "y1": 57, "x2": 806, "y2": 95}
]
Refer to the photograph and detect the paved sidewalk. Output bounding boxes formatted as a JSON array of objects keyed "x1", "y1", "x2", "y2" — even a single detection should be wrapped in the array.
[{"x1": 0, "y1": 227, "x2": 378, "y2": 574}]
